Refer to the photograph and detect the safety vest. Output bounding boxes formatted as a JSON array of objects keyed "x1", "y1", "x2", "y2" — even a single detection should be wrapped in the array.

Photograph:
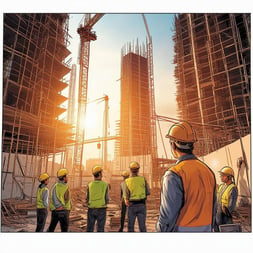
[
  {"x1": 170, "y1": 158, "x2": 215, "y2": 227},
  {"x1": 88, "y1": 180, "x2": 108, "y2": 208},
  {"x1": 217, "y1": 183, "x2": 236, "y2": 208},
  {"x1": 36, "y1": 186, "x2": 48, "y2": 208},
  {"x1": 50, "y1": 182, "x2": 72, "y2": 211},
  {"x1": 125, "y1": 176, "x2": 146, "y2": 201}
]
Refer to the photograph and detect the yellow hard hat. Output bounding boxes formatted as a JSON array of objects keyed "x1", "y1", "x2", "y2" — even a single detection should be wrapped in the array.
[
  {"x1": 129, "y1": 161, "x2": 140, "y2": 170},
  {"x1": 219, "y1": 166, "x2": 234, "y2": 176},
  {"x1": 38, "y1": 173, "x2": 49, "y2": 182},
  {"x1": 92, "y1": 165, "x2": 102, "y2": 175},
  {"x1": 57, "y1": 168, "x2": 68, "y2": 178},
  {"x1": 166, "y1": 121, "x2": 197, "y2": 143},
  {"x1": 122, "y1": 170, "x2": 130, "y2": 177}
]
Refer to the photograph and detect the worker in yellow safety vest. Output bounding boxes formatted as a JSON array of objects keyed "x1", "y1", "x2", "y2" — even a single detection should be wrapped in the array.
[
  {"x1": 215, "y1": 166, "x2": 238, "y2": 232},
  {"x1": 86, "y1": 165, "x2": 109, "y2": 232},
  {"x1": 123, "y1": 161, "x2": 150, "y2": 232},
  {"x1": 47, "y1": 168, "x2": 71, "y2": 232},
  {"x1": 118, "y1": 170, "x2": 130, "y2": 232},
  {"x1": 156, "y1": 121, "x2": 217, "y2": 232},
  {"x1": 36, "y1": 172, "x2": 50, "y2": 232}
]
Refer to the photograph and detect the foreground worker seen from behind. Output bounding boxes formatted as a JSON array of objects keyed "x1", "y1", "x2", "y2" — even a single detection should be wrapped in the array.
[
  {"x1": 156, "y1": 121, "x2": 217, "y2": 232},
  {"x1": 47, "y1": 168, "x2": 72, "y2": 232},
  {"x1": 86, "y1": 165, "x2": 109, "y2": 232},
  {"x1": 35, "y1": 172, "x2": 50, "y2": 232},
  {"x1": 118, "y1": 170, "x2": 130, "y2": 232},
  {"x1": 215, "y1": 166, "x2": 238, "y2": 232},
  {"x1": 123, "y1": 161, "x2": 150, "y2": 232}
]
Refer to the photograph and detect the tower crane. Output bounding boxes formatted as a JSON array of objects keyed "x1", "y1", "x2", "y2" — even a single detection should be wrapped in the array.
[
  {"x1": 142, "y1": 14, "x2": 158, "y2": 186},
  {"x1": 74, "y1": 13, "x2": 104, "y2": 172}
]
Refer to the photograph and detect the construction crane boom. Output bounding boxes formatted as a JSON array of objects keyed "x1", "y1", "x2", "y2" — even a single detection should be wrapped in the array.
[
  {"x1": 74, "y1": 14, "x2": 104, "y2": 172},
  {"x1": 142, "y1": 14, "x2": 151, "y2": 42},
  {"x1": 86, "y1": 13, "x2": 105, "y2": 28}
]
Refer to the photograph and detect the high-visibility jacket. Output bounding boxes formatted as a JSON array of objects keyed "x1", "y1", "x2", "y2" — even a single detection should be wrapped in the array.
[
  {"x1": 217, "y1": 183, "x2": 237, "y2": 208},
  {"x1": 50, "y1": 182, "x2": 71, "y2": 211},
  {"x1": 125, "y1": 176, "x2": 146, "y2": 201},
  {"x1": 87, "y1": 180, "x2": 108, "y2": 208},
  {"x1": 36, "y1": 185, "x2": 49, "y2": 208},
  {"x1": 170, "y1": 158, "x2": 216, "y2": 227}
]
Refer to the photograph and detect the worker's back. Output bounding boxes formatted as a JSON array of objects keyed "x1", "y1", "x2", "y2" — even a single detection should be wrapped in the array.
[{"x1": 170, "y1": 158, "x2": 216, "y2": 227}]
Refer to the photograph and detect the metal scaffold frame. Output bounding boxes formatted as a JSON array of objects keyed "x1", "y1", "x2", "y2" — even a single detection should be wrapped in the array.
[
  {"x1": 2, "y1": 14, "x2": 74, "y2": 203},
  {"x1": 173, "y1": 13, "x2": 251, "y2": 156}
]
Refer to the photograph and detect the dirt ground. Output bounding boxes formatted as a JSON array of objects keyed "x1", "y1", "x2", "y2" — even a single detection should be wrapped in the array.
[{"x1": 1, "y1": 188, "x2": 251, "y2": 233}]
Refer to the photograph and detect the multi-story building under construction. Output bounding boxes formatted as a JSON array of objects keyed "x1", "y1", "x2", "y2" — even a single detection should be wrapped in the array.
[
  {"x1": 120, "y1": 46, "x2": 152, "y2": 157},
  {"x1": 2, "y1": 14, "x2": 73, "y2": 200},
  {"x1": 114, "y1": 42, "x2": 159, "y2": 187},
  {"x1": 173, "y1": 13, "x2": 250, "y2": 156}
]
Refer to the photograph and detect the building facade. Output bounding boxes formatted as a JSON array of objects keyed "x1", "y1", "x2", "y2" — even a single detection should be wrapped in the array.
[
  {"x1": 173, "y1": 13, "x2": 251, "y2": 156},
  {"x1": 119, "y1": 48, "x2": 152, "y2": 157},
  {"x1": 2, "y1": 14, "x2": 73, "y2": 199}
]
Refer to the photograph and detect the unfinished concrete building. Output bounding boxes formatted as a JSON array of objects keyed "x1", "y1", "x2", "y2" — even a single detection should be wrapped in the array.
[
  {"x1": 2, "y1": 13, "x2": 73, "y2": 208},
  {"x1": 114, "y1": 42, "x2": 159, "y2": 188},
  {"x1": 173, "y1": 14, "x2": 251, "y2": 156},
  {"x1": 120, "y1": 45, "x2": 152, "y2": 157}
]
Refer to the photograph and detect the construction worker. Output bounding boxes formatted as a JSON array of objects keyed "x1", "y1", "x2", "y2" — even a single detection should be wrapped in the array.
[
  {"x1": 156, "y1": 121, "x2": 217, "y2": 232},
  {"x1": 35, "y1": 172, "x2": 50, "y2": 232},
  {"x1": 86, "y1": 165, "x2": 109, "y2": 232},
  {"x1": 124, "y1": 161, "x2": 150, "y2": 232},
  {"x1": 118, "y1": 170, "x2": 130, "y2": 232},
  {"x1": 47, "y1": 168, "x2": 71, "y2": 232},
  {"x1": 215, "y1": 166, "x2": 238, "y2": 232}
]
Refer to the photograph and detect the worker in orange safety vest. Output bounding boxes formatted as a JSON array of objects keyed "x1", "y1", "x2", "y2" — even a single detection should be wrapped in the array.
[{"x1": 156, "y1": 121, "x2": 217, "y2": 232}]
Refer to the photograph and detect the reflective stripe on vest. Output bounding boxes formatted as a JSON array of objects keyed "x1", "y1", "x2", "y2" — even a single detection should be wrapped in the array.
[
  {"x1": 218, "y1": 183, "x2": 236, "y2": 208},
  {"x1": 50, "y1": 182, "x2": 71, "y2": 210},
  {"x1": 36, "y1": 187, "x2": 48, "y2": 208},
  {"x1": 170, "y1": 159, "x2": 215, "y2": 227},
  {"x1": 88, "y1": 181, "x2": 108, "y2": 208},
  {"x1": 125, "y1": 176, "x2": 146, "y2": 201}
]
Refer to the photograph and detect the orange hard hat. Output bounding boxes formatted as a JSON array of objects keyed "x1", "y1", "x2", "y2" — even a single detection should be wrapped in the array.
[{"x1": 166, "y1": 121, "x2": 197, "y2": 143}]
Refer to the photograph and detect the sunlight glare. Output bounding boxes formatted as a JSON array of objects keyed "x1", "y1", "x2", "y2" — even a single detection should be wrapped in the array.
[{"x1": 83, "y1": 104, "x2": 101, "y2": 137}]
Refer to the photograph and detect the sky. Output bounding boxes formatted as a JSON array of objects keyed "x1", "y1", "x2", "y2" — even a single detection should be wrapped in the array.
[{"x1": 65, "y1": 13, "x2": 177, "y2": 161}]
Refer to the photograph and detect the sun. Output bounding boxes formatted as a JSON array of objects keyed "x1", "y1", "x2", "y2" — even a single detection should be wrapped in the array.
[
  {"x1": 85, "y1": 108, "x2": 96, "y2": 130},
  {"x1": 81, "y1": 104, "x2": 102, "y2": 137}
]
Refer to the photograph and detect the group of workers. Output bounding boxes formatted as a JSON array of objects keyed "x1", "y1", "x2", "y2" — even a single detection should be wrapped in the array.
[
  {"x1": 36, "y1": 121, "x2": 238, "y2": 232},
  {"x1": 35, "y1": 168, "x2": 71, "y2": 232}
]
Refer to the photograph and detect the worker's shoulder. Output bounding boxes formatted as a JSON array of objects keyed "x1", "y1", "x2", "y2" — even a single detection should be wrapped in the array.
[{"x1": 165, "y1": 166, "x2": 179, "y2": 176}]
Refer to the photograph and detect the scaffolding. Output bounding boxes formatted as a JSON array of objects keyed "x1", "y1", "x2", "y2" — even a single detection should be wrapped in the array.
[
  {"x1": 173, "y1": 13, "x2": 251, "y2": 156},
  {"x1": 2, "y1": 14, "x2": 74, "y2": 201}
]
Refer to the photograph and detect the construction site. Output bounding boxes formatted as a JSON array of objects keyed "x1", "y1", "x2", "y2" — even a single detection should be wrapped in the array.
[{"x1": 1, "y1": 13, "x2": 251, "y2": 233}]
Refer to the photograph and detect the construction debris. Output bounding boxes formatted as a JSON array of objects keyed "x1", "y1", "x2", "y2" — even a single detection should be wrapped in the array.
[{"x1": 1, "y1": 187, "x2": 251, "y2": 232}]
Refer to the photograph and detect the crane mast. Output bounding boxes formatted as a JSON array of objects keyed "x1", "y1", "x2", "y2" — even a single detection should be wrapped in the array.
[
  {"x1": 74, "y1": 13, "x2": 104, "y2": 172},
  {"x1": 142, "y1": 14, "x2": 158, "y2": 186}
]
